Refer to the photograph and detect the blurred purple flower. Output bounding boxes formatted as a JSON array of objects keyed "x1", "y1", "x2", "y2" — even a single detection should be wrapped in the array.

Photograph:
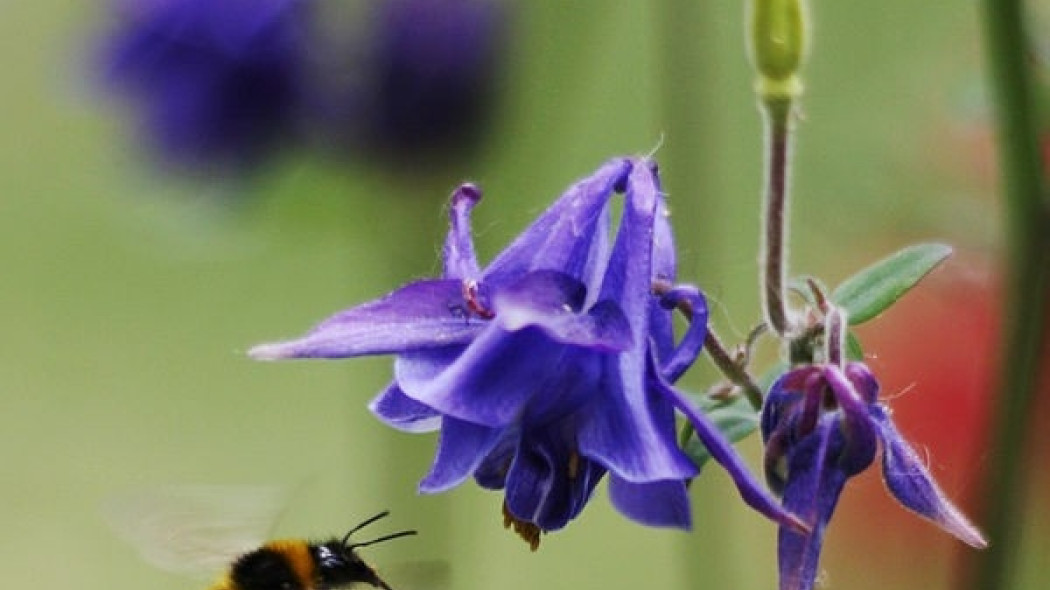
[
  {"x1": 761, "y1": 362, "x2": 987, "y2": 590},
  {"x1": 251, "y1": 158, "x2": 802, "y2": 545},
  {"x1": 358, "y1": 0, "x2": 507, "y2": 158},
  {"x1": 99, "y1": 0, "x2": 311, "y2": 173}
]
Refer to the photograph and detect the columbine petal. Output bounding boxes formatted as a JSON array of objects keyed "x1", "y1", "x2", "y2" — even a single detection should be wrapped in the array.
[
  {"x1": 647, "y1": 162, "x2": 677, "y2": 363},
  {"x1": 777, "y1": 415, "x2": 850, "y2": 590},
  {"x1": 575, "y1": 355, "x2": 697, "y2": 483},
  {"x1": 386, "y1": 345, "x2": 465, "y2": 426},
  {"x1": 649, "y1": 162, "x2": 675, "y2": 286},
  {"x1": 870, "y1": 405, "x2": 988, "y2": 548},
  {"x1": 368, "y1": 382, "x2": 440, "y2": 433},
  {"x1": 608, "y1": 477, "x2": 691, "y2": 529},
  {"x1": 493, "y1": 271, "x2": 632, "y2": 352},
  {"x1": 845, "y1": 361, "x2": 880, "y2": 404},
  {"x1": 249, "y1": 280, "x2": 482, "y2": 360},
  {"x1": 473, "y1": 427, "x2": 519, "y2": 489},
  {"x1": 821, "y1": 365, "x2": 878, "y2": 476},
  {"x1": 442, "y1": 183, "x2": 483, "y2": 280},
  {"x1": 653, "y1": 361, "x2": 807, "y2": 532},
  {"x1": 405, "y1": 326, "x2": 600, "y2": 427},
  {"x1": 575, "y1": 160, "x2": 698, "y2": 483},
  {"x1": 760, "y1": 372, "x2": 804, "y2": 444},
  {"x1": 655, "y1": 285, "x2": 708, "y2": 383},
  {"x1": 503, "y1": 428, "x2": 602, "y2": 531},
  {"x1": 596, "y1": 155, "x2": 657, "y2": 316},
  {"x1": 579, "y1": 203, "x2": 613, "y2": 308},
  {"x1": 419, "y1": 417, "x2": 503, "y2": 493},
  {"x1": 393, "y1": 346, "x2": 466, "y2": 386},
  {"x1": 484, "y1": 158, "x2": 630, "y2": 285},
  {"x1": 761, "y1": 374, "x2": 806, "y2": 495},
  {"x1": 503, "y1": 441, "x2": 565, "y2": 530}
]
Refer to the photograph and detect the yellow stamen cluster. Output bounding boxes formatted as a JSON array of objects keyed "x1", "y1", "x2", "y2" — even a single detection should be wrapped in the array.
[{"x1": 502, "y1": 502, "x2": 542, "y2": 551}]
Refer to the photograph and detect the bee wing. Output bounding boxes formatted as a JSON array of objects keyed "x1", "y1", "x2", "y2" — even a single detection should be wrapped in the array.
[{"x1": 103, "y1": 485, "x2": 288, "y2": 577}]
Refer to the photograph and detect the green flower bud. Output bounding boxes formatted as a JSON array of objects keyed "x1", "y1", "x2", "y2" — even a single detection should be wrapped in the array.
[{"x1": 748, "y1": 0, "x2": 808, "y2": 101}]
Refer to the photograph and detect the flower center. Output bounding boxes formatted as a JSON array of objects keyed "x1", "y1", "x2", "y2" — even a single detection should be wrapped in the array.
[{"x1": 462, "y1": 279, "x2": 495, "y2": 319}]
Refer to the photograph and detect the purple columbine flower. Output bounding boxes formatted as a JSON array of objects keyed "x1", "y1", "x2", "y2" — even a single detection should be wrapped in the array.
[
  {"x1": 251, "y1": 158, "x2": 803, "y2": 546},
  {"x1": 761, "y1": 361, "x2": 987, "y2": 590},
  {"x1": 360, "y1": 0, "x2": 507, "y2": 157},
  {"x1": 99, "y1": 0, "x2": 311, "y2": 173}
]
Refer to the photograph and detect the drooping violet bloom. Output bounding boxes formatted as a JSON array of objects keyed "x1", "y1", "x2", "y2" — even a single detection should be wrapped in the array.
[
  {"x1": 761, "y1": 361, "x2": 987, "y2": 590},
  {"x1": 360, "y1": 0, "x2": 507, "y2": 157},
  {"x1": 251, "y1": 158, "x2": 802, "y2": 546},
  {"x1": 98, "y1": 0, "x2": 311, "y2": 173}
]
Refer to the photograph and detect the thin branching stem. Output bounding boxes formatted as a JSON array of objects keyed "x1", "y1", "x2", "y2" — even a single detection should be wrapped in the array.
[{"x1": 705, "y1": 329, "x2": 765, "y2": 410}]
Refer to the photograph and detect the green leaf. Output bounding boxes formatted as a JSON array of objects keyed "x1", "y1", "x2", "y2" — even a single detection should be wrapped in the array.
[
  {"x1": 682, "y1": 393, "x2": 760, "y2": 471},
  {"x1": 832, "y1": 243, "x2": 952, "y2": 325},
  {"x1": 846, "y1": 331, "x2": 865, "y2": 361}
]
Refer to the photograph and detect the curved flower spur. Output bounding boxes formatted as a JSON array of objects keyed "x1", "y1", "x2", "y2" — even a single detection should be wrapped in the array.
[{"x1": 251, "y1": 158, "x2": 804, "y2": 546}]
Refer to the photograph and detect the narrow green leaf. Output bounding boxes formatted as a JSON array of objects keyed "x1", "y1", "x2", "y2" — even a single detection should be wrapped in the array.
[
  {"x1": 846, "y1": 331, "x2": 865, "y2": 361},
  {"x1": 832, "y1": 243, "x2": 952, "y2": 325},
  {"x1": 682, "y1": 393, "x2": 760, "y2": 470}
]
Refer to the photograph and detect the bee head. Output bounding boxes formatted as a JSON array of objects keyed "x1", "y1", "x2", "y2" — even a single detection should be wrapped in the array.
[{"x1": 314, "y1": 511, "x2": 417, "y2": 590}]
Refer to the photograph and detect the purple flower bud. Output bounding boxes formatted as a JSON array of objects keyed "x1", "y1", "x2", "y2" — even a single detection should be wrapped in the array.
[{"x1": 762, "y1": 362, "x2": 987, "y2": 590}]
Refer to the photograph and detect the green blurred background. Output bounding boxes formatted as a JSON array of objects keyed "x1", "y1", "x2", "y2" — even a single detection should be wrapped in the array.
[{"x1": 3, "y1": 2, "x2": 1046, "y2": 590}]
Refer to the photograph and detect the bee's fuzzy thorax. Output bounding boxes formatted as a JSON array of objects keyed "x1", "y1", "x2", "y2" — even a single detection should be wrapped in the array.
[{"x1": 261, "y1": 540, "x2": 317, "y2": 587}]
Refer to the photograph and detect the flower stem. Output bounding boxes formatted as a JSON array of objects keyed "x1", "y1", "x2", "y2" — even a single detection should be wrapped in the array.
[
  {"x1": 705, "y1": 330, "x2": 765, "y2": 410},
  {"x1": 749, "y1": 0, "x2": 806, "y2": 339},
  {"x1": 760, "y1": 97, "x2": 796, "y2": 338},
  {"x1": 970, "y1": 0, "x2": 1050, "y2": 588}
]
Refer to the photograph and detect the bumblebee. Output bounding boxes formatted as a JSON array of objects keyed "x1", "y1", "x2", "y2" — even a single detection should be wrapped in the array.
[
  {"x1": 106, "y1": 486, "x2": 417, "y2": 590},
  {"x1": 211, "y1": 512, "x2": 415, "y2": 590}
]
